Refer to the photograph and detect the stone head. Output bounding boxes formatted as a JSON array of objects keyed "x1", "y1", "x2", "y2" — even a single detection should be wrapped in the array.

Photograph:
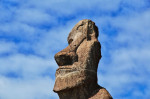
[{"x1": 53, "y1": 19, "x2": 101, "y2": 92}]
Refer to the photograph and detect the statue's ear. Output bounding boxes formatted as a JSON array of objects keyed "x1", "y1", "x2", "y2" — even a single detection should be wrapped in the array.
[{"x1": 87, "y1": 25, "x2": 99, "y2": 41}]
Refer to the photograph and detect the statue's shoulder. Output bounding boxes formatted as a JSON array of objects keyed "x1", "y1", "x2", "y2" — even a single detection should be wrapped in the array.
[{"x1": 89, "y1": 87, "x2": 113, "y2": 99}]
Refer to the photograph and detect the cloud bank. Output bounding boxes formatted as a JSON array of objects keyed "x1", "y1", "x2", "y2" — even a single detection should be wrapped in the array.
[{"x1": 0, "y1": 0, "x2": 150, "y2": 99}]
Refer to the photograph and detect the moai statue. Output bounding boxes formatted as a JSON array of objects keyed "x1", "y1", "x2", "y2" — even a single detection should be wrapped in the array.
[{"x1": 53, "y1": 19, "x2": 112, "y2": 99}]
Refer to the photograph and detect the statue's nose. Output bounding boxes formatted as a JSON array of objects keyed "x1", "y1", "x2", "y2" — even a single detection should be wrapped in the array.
[{"x1": 54, "y1": 51, "x2": 78, "y2": 66}]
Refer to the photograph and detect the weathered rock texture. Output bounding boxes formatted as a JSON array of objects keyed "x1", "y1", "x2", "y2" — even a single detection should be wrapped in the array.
[{"x1": 53, "y1": 19, "x2": 112, "y2": 99}]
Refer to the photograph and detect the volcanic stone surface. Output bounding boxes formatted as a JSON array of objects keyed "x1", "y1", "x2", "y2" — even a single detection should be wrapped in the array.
[{"x1": 53, "y1": 19, "x2": 112, "y2": 99}]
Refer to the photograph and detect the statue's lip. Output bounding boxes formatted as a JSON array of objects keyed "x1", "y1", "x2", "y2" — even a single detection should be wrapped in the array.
[{"x1": 56, "y1": 65, "x2": 72, "y2": 71}]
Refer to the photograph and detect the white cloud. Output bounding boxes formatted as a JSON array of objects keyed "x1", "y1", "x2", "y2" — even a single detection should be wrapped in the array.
[
  {"x1": 0, "y1": 41, "x2": 17, "y2": 54},
  {"x1": 15, "y1": 8, "x2": 56, "y2": 25},
  {"x1": 0, "y1": 54, "x2": 57, "y2": 78},
  {"x1": 0, "y1": 22, "x2": 38, "y2": 39},
  {"x1": 0, "y1": 76, "x2": 58, "y2": 99}
]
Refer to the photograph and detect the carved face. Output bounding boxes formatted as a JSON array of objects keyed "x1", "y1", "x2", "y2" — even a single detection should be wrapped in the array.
[{"x1": 53, "y1": 19, "x2": 101, "y2": 92}]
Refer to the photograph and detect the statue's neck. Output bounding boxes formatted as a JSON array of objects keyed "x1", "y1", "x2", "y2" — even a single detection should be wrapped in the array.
[{"x1": 57, "y1": 83, "x2": 100, "y2": 99}]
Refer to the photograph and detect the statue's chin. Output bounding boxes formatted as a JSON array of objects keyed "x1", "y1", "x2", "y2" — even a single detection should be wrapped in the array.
[
  {"x1": 53, "y1": 70, "x2": 85, "y2": 92},
  {"x1": 53, "y1": 70, "x2": 97, "y2": 92}
]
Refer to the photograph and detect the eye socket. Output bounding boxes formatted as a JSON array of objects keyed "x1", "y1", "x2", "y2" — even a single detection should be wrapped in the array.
[
  {"x1": 77, "y1": 24, "x2": 84, "y2": 30},
  {"x1": 68, "y1": 39, "x2": 73, "y2": 44}
]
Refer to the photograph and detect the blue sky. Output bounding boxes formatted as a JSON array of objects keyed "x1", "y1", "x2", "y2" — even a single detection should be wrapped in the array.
[{"x1": 0, "y1": 0, "x2": 150, "y2": 99}]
